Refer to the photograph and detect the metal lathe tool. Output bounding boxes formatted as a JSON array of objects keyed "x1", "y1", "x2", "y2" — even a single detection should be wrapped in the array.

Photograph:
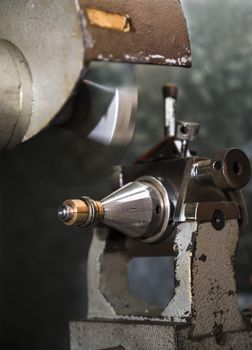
[
  {"x1": 59, "y1": 84, "x2": 252, "y2": 350},
  {"x1": 1, "y1": 0, "x2": 251, "y2": 349}
]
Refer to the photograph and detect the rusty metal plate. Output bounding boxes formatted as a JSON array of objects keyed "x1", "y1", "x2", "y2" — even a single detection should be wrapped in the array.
[{"x1": 80, "y1": 0, "x2": 192, "y2": 67}]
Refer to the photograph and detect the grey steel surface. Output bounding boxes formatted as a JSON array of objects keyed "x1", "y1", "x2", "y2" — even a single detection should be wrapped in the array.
[
  {"x1": 0, "y1": 0, "x2": 84, "y2": 142},
  {"x1": 179, "y1": 329, "x2": 252, "y2": 349},
  {"x1": 0, "y1": 40, "x2": 32, "y2": 149},
  {"x1": 81, "y1": 220, "x2": 252, "y2": 349},
  {"x1": 70, "y1": 321, "x2": 252, "y2": 350},
  {"x1": 70, "y1": 321, "x2": 176, "y2": 350},
  {"x1": 162, "y1": 222, "x2": 197, "y2": 322},
  {"x1": 191, "y1": 220, "x2": 245, "y2": 337}
]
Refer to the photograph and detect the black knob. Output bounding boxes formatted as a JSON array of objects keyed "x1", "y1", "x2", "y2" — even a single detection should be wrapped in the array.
[{"x1": 162, "y1": 83, "x2": 178, "y2": 100}]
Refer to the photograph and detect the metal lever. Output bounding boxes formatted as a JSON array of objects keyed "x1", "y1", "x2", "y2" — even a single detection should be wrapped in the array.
[{"x1": 163, "y1": 83, "x2": 178, "y2": 138}]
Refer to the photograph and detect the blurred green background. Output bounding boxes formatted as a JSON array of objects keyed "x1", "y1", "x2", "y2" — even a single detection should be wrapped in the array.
[{"x1": 1, "y1": 0, "x2": 252, "y2": 349}]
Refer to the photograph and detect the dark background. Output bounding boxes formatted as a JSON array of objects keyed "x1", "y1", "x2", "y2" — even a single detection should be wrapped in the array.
[{"x1": 1, "y1": 0, "x2": 252, "y2": 349}]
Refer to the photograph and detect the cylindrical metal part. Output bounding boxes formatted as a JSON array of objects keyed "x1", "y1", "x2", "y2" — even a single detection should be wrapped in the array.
[
  {"x1": 0, "y1": 40, "x2": 32, "y2": 149},
  {"x1": 163, "y1": 83, "x2": 178, "y2": 138},
  {"x1": 193, "y1": 149, "x2": 251, "y2": 190},
  {"x1": 58, "y1": 198, "x2": 104, "y2": 227},
  {"x1": 0, "y1": 0, "x2": 85, "y2": 149},
  {"x1": 192, "y1": 159, "x2": 212, "y2": 185}
]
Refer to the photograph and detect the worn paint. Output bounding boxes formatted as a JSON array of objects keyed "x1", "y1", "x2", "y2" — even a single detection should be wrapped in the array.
[{"x1": 86, "y1": 8, "x2": 131, "y2": 32}]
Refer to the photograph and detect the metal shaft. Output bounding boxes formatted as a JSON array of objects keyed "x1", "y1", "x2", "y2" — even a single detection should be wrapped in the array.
[
  {"x1": 193, "y1": 149, "x2": 251, "y2": 190},
  {"x1": 163, "y1": 83, "x2": 178, "y2": 138},
  {"x1": 58, "y1": 198, "x2": 104, "y2": 227}
]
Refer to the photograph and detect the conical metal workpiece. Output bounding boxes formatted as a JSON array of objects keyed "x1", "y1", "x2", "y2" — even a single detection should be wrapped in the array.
[
  {"x1": 101, "y1": 179, "x2": 160, "y2": 239},
  {"x1": 58, "y1": 176, "x2": 170, "y2": 242}
]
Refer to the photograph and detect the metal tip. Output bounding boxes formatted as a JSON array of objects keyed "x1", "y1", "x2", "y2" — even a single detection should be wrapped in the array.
[
  {"x1": 57, "y1": 198, "x2": 104, "y2": 227},
  {"x1": 58, "y1": 204, "x2": 72, "y2": 222}
]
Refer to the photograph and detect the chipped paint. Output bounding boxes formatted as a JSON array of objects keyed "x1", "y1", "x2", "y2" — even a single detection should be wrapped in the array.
[
  {"x1": 96, "y1": 51, "x2": 192, "y2": 67},
  {"x1": 149, "y1": 54, "x2": 165, "y2": 59},
  {"x1": 86, "y1": 8, "x2": 131, "y2": 32},
  {"x1": 179, "y1": 55, "x2": 192, "y2": 65},
  {"x1": 162, "y1": 222, "x2": 197, "y2": 322},
  {"x1": 165, "y1": 58, "x2": 177, "y2": 65},
  {"x1": 87, "y1": 228, "x2": 116, "y2": 318}
]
